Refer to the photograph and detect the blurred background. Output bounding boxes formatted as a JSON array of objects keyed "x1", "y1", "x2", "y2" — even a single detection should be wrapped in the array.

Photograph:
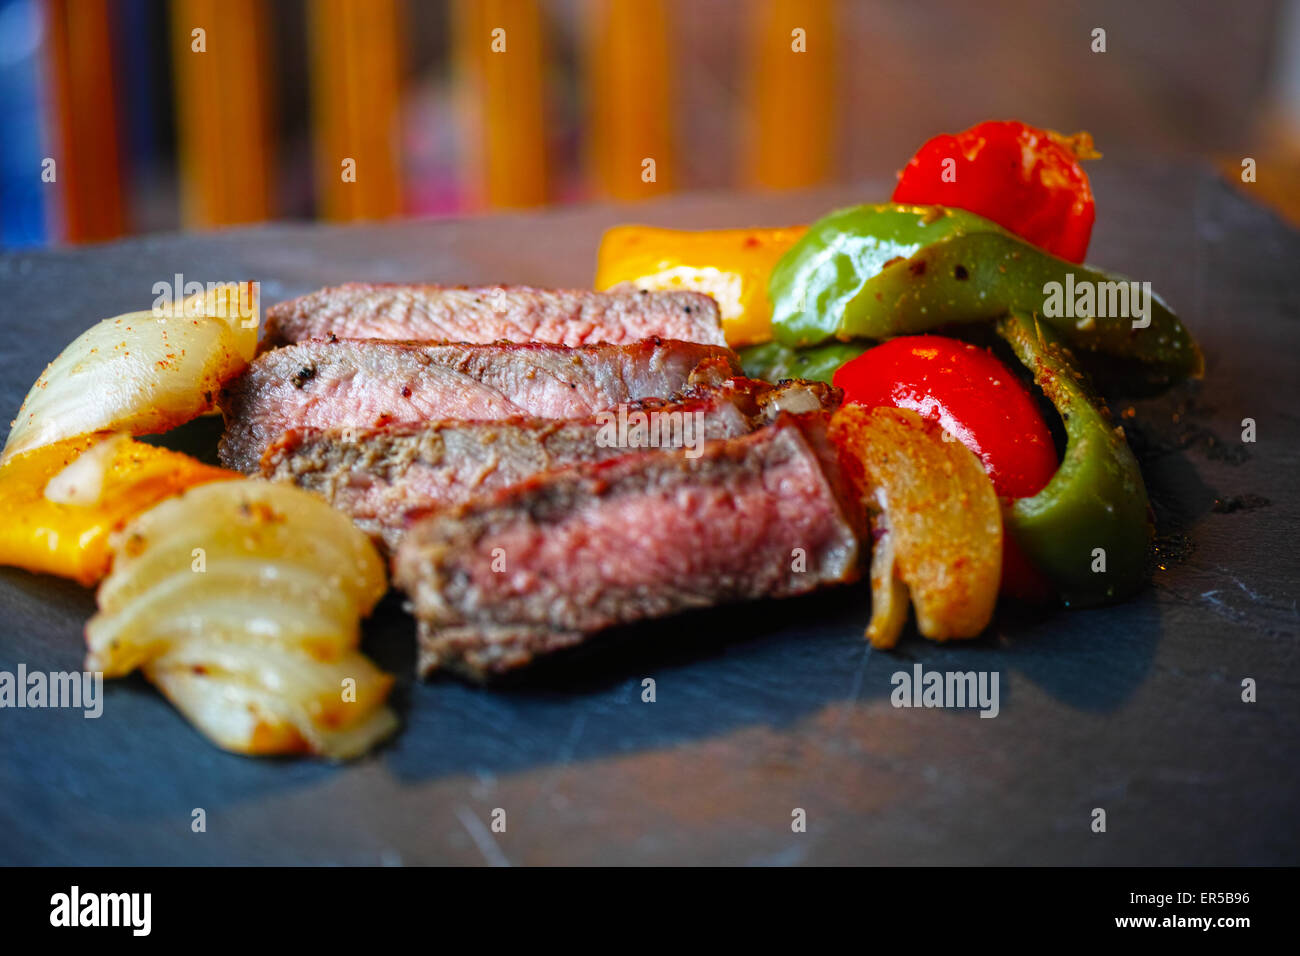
[{"x1": 3, "y1": 0, "x2": 1300, "y2": 249}]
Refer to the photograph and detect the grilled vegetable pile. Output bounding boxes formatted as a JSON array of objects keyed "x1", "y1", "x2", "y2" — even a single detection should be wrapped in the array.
[{"x1": 598, "y1": 119, "x2": 1202, "y2": 636}]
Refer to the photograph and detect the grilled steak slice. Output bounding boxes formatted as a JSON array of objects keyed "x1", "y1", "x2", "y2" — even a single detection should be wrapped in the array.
[
  {"x1": 262, "y1": 283, "x2": 726, "y2": 349},
  {"x1": 260, "y1": 378, "x2": 841, "y2": 553},
  {"x1": 219, "y1": 338, "x2": 739, "y2": 473},
  {"x1": 393, "y1": 413, "x2": 864, "y2": 680}
]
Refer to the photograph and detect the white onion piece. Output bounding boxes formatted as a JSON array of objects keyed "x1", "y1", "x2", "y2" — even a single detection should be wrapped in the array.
[
  {"x1": 86, "y1": 480, "x2": 395, "y2": 759},
  {"x1": 2, "y1": 283, "x2": 258, "y2": 464}
]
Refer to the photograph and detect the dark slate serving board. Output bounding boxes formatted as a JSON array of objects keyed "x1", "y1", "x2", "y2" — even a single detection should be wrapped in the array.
[{"x1": 1, "y1": 163, "x2": 1296, "y2": 866}]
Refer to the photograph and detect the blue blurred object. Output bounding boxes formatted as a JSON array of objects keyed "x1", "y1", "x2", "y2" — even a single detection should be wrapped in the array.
[{"x1": 0, "y1": 0, "x2": 47, "y2": 248}]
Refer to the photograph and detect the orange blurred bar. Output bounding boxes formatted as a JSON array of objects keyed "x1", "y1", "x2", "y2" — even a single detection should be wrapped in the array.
[
  {"x1": 170, "y1": 0, "x2": 274, "y2": 227},
  {"x1": 743, "y1": 0, "x2": 837, "y2": 190},
  {"x1": 308, "y1": 0, "x2": 404, "y2": 221},
  {"x1": 584, "y1": 0, "x2": 675, "y2": 201},
  {"x1": 453, "y1": 0, "x2": 548, "y2": 209},
  {"x1": 43, "y1": 0, "x2": 125, "y2": 242}
]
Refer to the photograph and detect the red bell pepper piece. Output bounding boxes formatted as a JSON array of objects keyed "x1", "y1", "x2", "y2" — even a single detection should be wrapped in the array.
[{"x1": 892, "y1": 120, "x2": 1099, "y2": 264}]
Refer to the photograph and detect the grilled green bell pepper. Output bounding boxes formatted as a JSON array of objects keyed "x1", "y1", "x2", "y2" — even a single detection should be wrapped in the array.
[
  {"x1": 769, "y1": 203, "x2": 1202, "y2": 385},
  {"x1": 737, "y1": 340, "x2": 871, "y2": 385},
  {"x1": 997, "y1": 312, "x2": 1152, "y2": 606}
]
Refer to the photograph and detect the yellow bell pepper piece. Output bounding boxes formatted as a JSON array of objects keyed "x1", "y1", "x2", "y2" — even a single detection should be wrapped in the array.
[
  {"x1": 594, "y1": 224, "x2": 807, "y2": 348},
  {"x1": 0, "y1": 433, "x2": 238, "y2": 586}
]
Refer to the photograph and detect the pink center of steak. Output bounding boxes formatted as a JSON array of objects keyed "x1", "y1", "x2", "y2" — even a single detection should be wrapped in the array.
[
  {"x1": 219, "y1": 339, "x2": 739, "y2": 473},
  {"x1": 395, "y1": 416, "x2": 862, "y2": 645},
  {"x1": 262, "y1": 390, "x2": 762, "y2": 552},
  {"x1": 468, "y1": 453, "x2": 850, "y2": 618}
]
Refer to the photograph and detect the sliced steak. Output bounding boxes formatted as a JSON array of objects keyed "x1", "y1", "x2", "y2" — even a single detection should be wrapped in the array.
[
  {"x1": 220, "y1": 338, "x2": 739, "y2": 473},
  {"x1": 260, "y1": 378, "x2": 841, "y2": 553},
  {"x1": 262, "y1": 283, "x2": 726, "y2": 349},
  {"x1": 393, "y1": 413, "x2": 864, "y2": 680}
]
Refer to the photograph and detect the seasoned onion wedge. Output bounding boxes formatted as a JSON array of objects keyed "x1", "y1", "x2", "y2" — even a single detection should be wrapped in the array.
[
  {"x1": 86, "y1": 480, "x2": 395, "y2": 759},
  {"x1": 865, "y1": 528, "x2": 911, "y2": 647},
  {"x1": 829, "y1": 405, "x2": 1002, "y2": 648},
  {"x1": 2, "y1": 282, "x2": 258, "y2": 464},
  {"x1": 145, "y1": 667, "x2": 397, "y2": 757}
]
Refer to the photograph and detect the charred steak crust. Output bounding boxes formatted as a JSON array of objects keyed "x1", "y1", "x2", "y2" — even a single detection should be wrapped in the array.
[
  {"x1": 393, "y1": 413, "x2": 864, "y2": 680},
  {"x1": 262, "y1": 284, "x2": 727, "y2": 349},
  {"x1": 258, "y1": 378, "x2": 842, "y2": 554},
  {"x1": 219, "y1": 338, "x2": 740, "y2": 473}
]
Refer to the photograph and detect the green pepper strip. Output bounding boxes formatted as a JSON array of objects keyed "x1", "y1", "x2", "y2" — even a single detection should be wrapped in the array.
[
  {"x1": 997, "y1": 312, "x2": 1152, "y2": 607},
  {"x1": 770, "y1": 203, "x2": 1202, "y2": 385},
  {"x1": 737, "y1": 340, "x2": 871, "y2": 386}
]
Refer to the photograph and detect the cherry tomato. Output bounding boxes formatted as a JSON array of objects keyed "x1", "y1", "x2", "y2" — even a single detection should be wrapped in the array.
[
  {"x1": 892, "y1": 120, "x2": 1098, "y2": 264},
  {"x1": 833, "y1": 335, "x2": 1059, "y2": 599}
]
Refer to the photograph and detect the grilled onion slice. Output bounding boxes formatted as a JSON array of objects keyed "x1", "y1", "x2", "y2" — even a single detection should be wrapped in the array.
[
  {"x1": 2, "y1": 282, "x2": 258, "y2": 464},
  {"x1": 829, "y1": 405, "x2": 1002, "y2": 648},
  {"x1": 86, "y1": 480, "x2": 395, "y2": 758}
]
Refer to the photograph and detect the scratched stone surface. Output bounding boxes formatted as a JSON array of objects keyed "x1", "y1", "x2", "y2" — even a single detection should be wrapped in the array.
[{"x1": 1, "y1": 163, "x2": 1296, "y2": 865}]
